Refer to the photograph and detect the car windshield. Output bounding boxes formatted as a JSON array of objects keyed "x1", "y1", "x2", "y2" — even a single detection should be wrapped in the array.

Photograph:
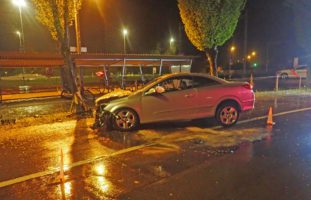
[{"x1": 133, "y1": 76, "x2": 164, "y2": 94}]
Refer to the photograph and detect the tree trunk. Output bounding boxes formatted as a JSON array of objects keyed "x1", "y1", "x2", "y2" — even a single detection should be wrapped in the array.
[
  {"x1": 205, "y1": 46, "x2": 219, "y2": 77},
  {"x1": 62, "y1": 0, "x2": 88, "y2": 113}
]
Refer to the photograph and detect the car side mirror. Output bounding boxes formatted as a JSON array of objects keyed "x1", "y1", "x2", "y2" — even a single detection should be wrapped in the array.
[
  {"x1": 145, "y1": 86, "x2": 165, "y2": 95},
  {"x1": 145, "y1": 88, "x2": 156, "y2": 95}
]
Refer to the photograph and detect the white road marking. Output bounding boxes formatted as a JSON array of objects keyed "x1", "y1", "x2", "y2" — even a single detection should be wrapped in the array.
[
  {"x1": 1, "y1": 106, "x2": 311, "y2": 188},
  {"x1": 0, "y1": 143, "x2": 155, "y2": 188},
  {"x1": 238, "y1": 107, "x2": 311, "y2": 125}
]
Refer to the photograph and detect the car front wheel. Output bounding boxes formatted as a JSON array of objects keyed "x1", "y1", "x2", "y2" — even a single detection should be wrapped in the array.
[
  {"x1": 216, "y1": 102, "x2": 240, "y2": 127},
  {"x1": 113, "y1": 108, "x2": 139, "y2": 131}
]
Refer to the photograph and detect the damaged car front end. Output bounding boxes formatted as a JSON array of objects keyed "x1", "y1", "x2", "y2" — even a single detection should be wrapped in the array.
[{"x1": 93, "y1": 89, "x2": 133, "y2": 131}]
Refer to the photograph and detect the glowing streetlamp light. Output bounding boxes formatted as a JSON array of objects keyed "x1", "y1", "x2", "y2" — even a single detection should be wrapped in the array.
[
  {"x1": 122, "y1": 29, "x2": 128, "y2": 54},
  {"x1": 12, "y1": 0, "x2": 26, "y2": 51},
  {"x1": 251, "y1": 51, "x2": 256, "y2": 57},
  {"x1": 230, "y1": 46, "x2": 236, "y2": 53},
  {"x1": 170, "y1": 37, "x2": 175, "y2": 47}
]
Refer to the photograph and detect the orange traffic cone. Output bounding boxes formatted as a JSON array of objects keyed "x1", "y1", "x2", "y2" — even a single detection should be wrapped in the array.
[
  {"x1": 267, "y1": 107, "x2": 275, "y2": 125},
  {"x1": 59, "y1": 148, "x2": 65, "y2": 182}
]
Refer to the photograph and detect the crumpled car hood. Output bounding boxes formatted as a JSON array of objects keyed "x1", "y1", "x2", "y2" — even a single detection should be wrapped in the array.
[{"x1": 95, "y1": 89, "x2": 133, "y2": 106}]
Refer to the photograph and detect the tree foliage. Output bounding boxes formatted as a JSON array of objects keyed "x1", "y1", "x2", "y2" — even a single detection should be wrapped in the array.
[
  {"x1": 32, "y1": 0, "x2": 82, "y2": 41},
  {"x1": 178, "y1": 0, "x2": 246, "y2": 75}
]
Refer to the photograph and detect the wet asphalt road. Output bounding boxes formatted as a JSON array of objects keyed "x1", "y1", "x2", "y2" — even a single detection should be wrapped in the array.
[{"x1": 0, "y1": 94, "x2": 311, "y2": 199}]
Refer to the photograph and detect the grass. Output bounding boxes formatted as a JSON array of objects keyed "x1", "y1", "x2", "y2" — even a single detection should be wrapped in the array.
[{"x1": 255, "y1": 88, "x2": 311, "y2": 97}]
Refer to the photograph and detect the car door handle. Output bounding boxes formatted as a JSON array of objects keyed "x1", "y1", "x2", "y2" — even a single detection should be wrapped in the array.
[{"x1": 184, "y1": 94, "x2": 194, "y2": 98}]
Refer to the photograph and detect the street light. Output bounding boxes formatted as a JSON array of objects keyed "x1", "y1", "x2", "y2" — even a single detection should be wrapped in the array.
[
  {"x1": 13, "y1": 0, "x2": 26, "y2": 86},
  {"x1": 251, "y1": 51, "x2": 256, "y2": 57},
  {"x1": 122, "y1": 28, "x2": 128, "y2": 54},
  {"x1": 16, "y1": 31, "x2": 22, "y2": 50},
  {"x1": 170, "y1": 37, "x2": 175, "y2": 47},
  {"x1": 229, "y1": 46, "x2": 236, "y2": 79},
  {"x1": 169, "y1": 37, "x2": 175, "y2": 54},
  {"x1": 12, "y1": 0, "x2": 26, "y2": 51}
]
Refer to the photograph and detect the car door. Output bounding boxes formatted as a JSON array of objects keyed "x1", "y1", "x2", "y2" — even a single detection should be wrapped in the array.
[
  {"x1": 140, "y1": 76, "x2": 197, "y2": 123},
  {"x1": 190, "y1": 76, "x2": 222, "y2": 118}
]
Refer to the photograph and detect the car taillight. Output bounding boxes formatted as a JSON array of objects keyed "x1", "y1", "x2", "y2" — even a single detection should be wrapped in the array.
[{"x1": 243, "y1": 83, "x2": 253, "y2": 90}]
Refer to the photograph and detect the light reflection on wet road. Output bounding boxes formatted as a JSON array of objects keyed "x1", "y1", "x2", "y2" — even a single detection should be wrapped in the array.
[{"x1": 0, "y1": 95, "x2": 311, "y2": 199}]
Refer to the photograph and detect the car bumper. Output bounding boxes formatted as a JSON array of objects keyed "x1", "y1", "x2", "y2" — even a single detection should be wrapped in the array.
[{"x1": 241, "y1": 93, "x2": 255, "y2": 111}]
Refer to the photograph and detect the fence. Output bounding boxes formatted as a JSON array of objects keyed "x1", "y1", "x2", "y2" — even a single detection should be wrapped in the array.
[
  {"x1": 230, "y1": 75, "x2": 308, "y2": 92},
  {"x1": 0, "y1": 66, "x2": 163, "y2": 97}
]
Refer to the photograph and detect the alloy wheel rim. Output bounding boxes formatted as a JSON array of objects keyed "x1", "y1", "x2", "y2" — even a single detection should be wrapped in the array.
[
  {"x1": 220, "y1": 106, "x2": 238, "y2": 125},
  {"x1": 116, "y1": 110, "x2": 136, "y2": 129}
]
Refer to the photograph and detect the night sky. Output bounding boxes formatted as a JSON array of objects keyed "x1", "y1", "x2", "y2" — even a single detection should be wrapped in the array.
[{"x1": 0, "y1": 0, "x2": 304, "y2": 68}]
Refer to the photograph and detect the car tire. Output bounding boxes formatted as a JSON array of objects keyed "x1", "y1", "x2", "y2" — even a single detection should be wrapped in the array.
[
  {"x1": 280, "y1": 73, "x2": 288, "y2": 79},
  {"x1": 113, "y1": 108, "x2": 139, "y2": 131},
  {"x1": 216, "y1": 102, "x2": 240, "y2": 127}
]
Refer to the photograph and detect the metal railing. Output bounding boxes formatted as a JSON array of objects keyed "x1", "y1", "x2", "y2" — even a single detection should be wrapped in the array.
[{"x1": 229, "y1": 75, "x2": 308, "y2": 92}]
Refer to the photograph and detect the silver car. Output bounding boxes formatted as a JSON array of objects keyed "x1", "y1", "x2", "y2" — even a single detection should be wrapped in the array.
[{"x1": 94, "y1": 73, "x2": 255, "y2": 131}]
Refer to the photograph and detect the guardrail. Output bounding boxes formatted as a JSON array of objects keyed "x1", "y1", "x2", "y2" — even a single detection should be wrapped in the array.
[{"x1": 230, "y1": 75, "x2": 308, "y2": 91}]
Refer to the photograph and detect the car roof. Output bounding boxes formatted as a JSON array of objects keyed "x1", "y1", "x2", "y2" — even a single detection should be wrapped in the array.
[{"x1": 160, "y1": 73, "x2": 227, "y2": 83}]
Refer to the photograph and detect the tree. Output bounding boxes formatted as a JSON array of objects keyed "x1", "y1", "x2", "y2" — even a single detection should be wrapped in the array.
[
  {"x1": 178, "y1": 0, "x2": 246, "y2": 76},
  {"x1": 32, "y1": 0, "x2": 88, "y2": 112}
]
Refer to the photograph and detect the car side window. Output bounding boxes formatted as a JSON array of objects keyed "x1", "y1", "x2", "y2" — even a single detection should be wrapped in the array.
[
  {"x1": 192, "y1": 76, "x2": 220, "y2": 88},
  {"x1": 158, "y1": 76, "x2": 193, "y2": 93}
]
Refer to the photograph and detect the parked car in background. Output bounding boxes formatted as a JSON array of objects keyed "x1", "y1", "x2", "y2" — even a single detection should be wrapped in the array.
[
  {"x1": 277, "y1": 65, "x2": 308, "y2": 79},
  {"x1": 94, "y1": 73, "x2": 255, "y2": 131}
]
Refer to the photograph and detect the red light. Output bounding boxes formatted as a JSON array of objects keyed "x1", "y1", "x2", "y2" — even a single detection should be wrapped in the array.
[{"x1": 96, "y1": 71, "x2": 105, "y2": 77}]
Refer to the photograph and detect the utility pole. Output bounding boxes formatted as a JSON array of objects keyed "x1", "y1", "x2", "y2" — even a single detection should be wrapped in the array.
[
  {"x1": 74, "y1": 0, "x2": 81, "y2": 54},
  {"x1": 243, "y1": 9, "x2": 248, "y2": 76}
]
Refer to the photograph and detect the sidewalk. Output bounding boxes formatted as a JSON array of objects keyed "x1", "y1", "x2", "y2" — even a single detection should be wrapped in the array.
[{"x1": 1, "y1": 91, "x2": 61, "y2": 101}]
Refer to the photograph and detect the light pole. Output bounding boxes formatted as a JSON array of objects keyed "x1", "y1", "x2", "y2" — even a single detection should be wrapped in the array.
[
  {"x1": 12, "y1": 0, "x2": 26, "y2": 51},
  {"x1": 170, "y1": 37, "x2": 175, "y2": 48},
  {"x1": 74, "y1": 0, "x2": 81, "y2": 54},
  {"x1": 169, "y1": 37, "x2": 175, "y2": 54},
  {"x1": 122, "y1": 29, "x2": 128, "y2": 54},
  {"x1": 16, "y1": 31, "x2": 22, "y2": 51},
  {"x1": 229, "y1": 46, "x2": 236, "y2": 79},
  {"x1": 13, "y1": 0, "x2": 26, "y2": 87}
]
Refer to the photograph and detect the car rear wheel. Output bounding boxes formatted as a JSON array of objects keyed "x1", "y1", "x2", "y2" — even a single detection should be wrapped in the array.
[
  {"x1": 216, "y1": 102, "x2": 240, "y2": 127},
  {"x1": 113, "y1": 108, "x2": 139, "y2": 131}
]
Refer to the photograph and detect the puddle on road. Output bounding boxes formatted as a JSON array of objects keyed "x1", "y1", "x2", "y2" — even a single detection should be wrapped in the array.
[{"x1": 100, "y1": 126, "x2": 272, "y2": 156}]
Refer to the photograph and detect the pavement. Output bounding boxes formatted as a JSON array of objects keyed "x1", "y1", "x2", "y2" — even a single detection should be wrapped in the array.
[
  {"x1": 0, "y1": 87, "x2": 106, "y2": 102},
  {"x1": 1, "y1": 94, "x2": 311, "y2": 199},
  {"x1": 1, "y1": 91, "x2": 61, "y2": 101}
]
